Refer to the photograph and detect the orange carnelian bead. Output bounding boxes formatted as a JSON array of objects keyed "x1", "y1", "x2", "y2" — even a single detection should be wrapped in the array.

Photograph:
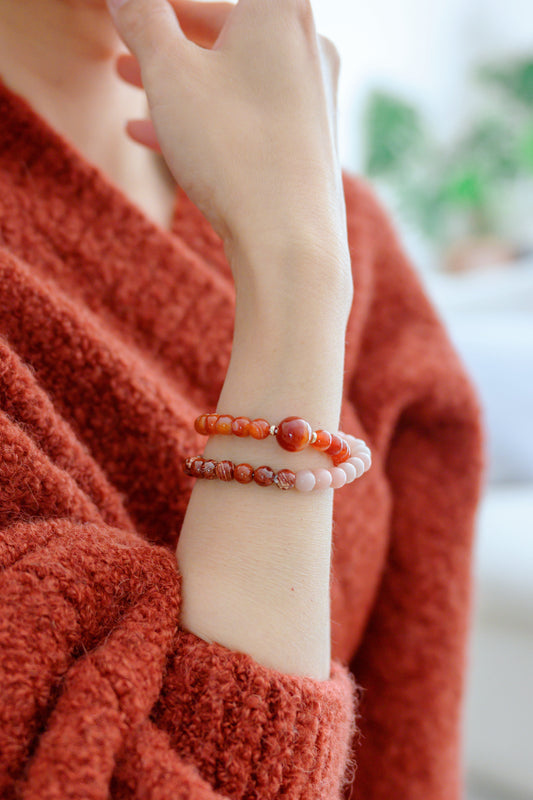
[
  {"x1": 254, "y1": 465, "x2": 275, "y2": 486},
  {"x1": 326, "y1": 434, "x2": 345, "y2": 457},
  {"x1": 206, "y1": 414, "x2": 219, "y2": 434},
  {"x1": 215, "y1": 415, "x2": 234, "y2": 435},
  {"x1": 231, "y1": 417, "x2": 251, "y2": 437},
  {"x1": 249, "y1": 418, "x2": 271, "y2": 439},
  {"x1": 234, "y1": 463, "x2": 254, "y2": 482},
  {"x1": 332, "y1": 439, "x2": 351, "y2": 465},
  {"x1": 311, "y1": 429, "x2": 332, "y2": 451},
  {"x1": 194, "y1": 415, "x2": 209, "y2": 435},
  {"x1": 276, "y1": 416, "x2": 313, "y2": 452}
]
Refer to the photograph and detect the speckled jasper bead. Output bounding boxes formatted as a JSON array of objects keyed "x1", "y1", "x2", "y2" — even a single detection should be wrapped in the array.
[
  {"x1": 215, "y1": 460, "x2": 234, "y2": 481},
  {"x1": 253, "y1": 466, "x2": 275, "y2": 486},
  {"x1": 274, "y1": 469, "x2": 297, "y2": 490},
  {"x1": 201, "y1": 459, "x2": 218, "y2": 479}
]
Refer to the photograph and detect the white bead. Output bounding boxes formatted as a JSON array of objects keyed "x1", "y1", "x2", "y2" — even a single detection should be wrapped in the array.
[
  {"x1": 330, "y1": 467, "x2": 347, "y2": 489},
  {"x1": 347, "y1": 457, "x2": 365, "y2": 478},
  {"x1": 345, "y1": 434, "x2": 366, "y2": 450},
  {"x1": 355, "y1": 451, "x2": 371, "y2": 470},
  {"x1": 314, "y1": 468, "x2": 332, "y2": 490},
  {"x1": 339, "y1": 461, "x2": 357, "y2": 483},
  {"x1": 295, "y1": 469, "x2": 316, "y2": 492}
]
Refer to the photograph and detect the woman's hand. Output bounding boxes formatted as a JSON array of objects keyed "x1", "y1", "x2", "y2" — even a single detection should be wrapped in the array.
[{"x1": 106, "y1": 0, "x2": 348, "y2": 269}]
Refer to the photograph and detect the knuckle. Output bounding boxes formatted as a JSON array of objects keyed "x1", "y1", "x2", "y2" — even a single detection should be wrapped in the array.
[
  {"x1": 118, "y1": 1, "x2": 171, "y2": 56},
  {"x1": 285, "y1": 0, "x2": 316, "y2": 32}
]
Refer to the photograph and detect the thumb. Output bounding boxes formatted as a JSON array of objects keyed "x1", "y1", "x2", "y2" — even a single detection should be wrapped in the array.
[{"x1": 106, "y1": 0, "x2": 190, "y2": 62}]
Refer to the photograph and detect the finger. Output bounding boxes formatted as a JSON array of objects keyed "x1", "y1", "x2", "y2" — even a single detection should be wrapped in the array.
[
  {"x1": 318, "y1": 35, "x2": 341, "y2": 162},
  {"x1": 116, "y1": 53, "x2": 143, "y2": 88},
  {"x1": 169, "y1": 0, "x2": 235, "y2": 49},
  {"x1": 106, "y1": 0, "x2": 191, "y2": 63},
  {"x1": 125, "y1": 118, "x2": 162, "y2": 152}
]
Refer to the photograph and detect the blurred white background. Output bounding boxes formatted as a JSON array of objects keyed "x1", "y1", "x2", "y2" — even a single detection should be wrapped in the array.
[{"x1": 306, "y1": 1, "x2": 533, "y2": 798}]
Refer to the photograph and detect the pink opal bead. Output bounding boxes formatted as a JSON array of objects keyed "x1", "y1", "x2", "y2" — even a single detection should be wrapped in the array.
[
  {"x1": 329, "y1": 467, "x2": 347, "y2": 489},
  {"x1": 313, "y1": 468, "x2": 333, "y2": 490},
  {"x1": 338, "y1": 461, "x2": 357, "y2": 483},
  {"x1": 346, "y1": 434, "x2": 367, "y2": 450},
  {"x1": 295, "y1": 469, "x2": 316, "y2": 492},
  {"x1": 355, "y1": 451, "x2": 371, "y2": 470},
  {"x1": 347, "y1": 457, "x2": 365, "y2": 478}
]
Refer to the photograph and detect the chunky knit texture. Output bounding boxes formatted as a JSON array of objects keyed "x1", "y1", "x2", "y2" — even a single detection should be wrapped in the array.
[{"x1": 0, "y1": 75, "x2": 484, "y2": 800}]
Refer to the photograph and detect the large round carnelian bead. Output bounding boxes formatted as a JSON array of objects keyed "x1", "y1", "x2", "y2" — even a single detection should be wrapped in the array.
[
  {"x1": 254, "y1": 465, "x2": 275, "y2": 486},
  {"x1": 311, "y1": 429, "x2": 332, "y2": 451},
  {"x1": 332, "y1": 438, "x2": 351, "y2": 466},
  {"x1": 234, "y1": 463, "x2": 254, "y2": 483},
  {"x1": 206, "y1": 414, "x2": 219, "y2": 435},
  {"x1": 231, "y1": 417, "x2": 251, "y2": 437},
  {"x1": 276, "y1": 416, "x2": 312, "y2": 452},
  {"x1": 194, "y1": 415, "x2": 209, "y2": 435},
  {"x1": 215, "y1": 415, "x2": 234, "y2": 435},
  {"x1": 249, "y1": 418, "x2": 271, "y2": 439},
  {"x1": 326, "y1": 434, "x2": 345, "y2": 458}
]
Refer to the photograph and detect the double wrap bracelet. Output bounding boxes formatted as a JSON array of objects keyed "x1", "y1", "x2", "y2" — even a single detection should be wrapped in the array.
[{"x1": 183, "y1": 414, "x2": 371, "y2": 492}]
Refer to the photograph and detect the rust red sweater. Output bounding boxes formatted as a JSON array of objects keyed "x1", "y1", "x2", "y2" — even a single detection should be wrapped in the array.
[{"x1": 0, "y1": 75, "x2": 484, "y2": 800}]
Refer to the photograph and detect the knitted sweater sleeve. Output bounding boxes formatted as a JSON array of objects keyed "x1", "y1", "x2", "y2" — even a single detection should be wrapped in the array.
[
  {"x1": 0, "y1": 323, "x2": 358, "y2": 800},
  {"x1": 338, "y1": 172, "x2": 485, "y2": 799}
]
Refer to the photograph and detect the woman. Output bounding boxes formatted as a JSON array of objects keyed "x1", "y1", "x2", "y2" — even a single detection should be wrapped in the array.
[{"x1": 0, "y1": 0, "x2": 484, "y2": 798}]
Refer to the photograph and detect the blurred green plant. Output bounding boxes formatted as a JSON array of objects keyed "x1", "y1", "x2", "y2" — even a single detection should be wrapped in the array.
[{"x1": 363, "y1": 55, "x2": 533, "y2": 248}]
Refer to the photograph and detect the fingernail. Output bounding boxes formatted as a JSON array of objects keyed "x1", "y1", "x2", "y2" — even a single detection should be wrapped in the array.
[{"x1": 107, "y1": 0, "x2": 130, "y2": 11}]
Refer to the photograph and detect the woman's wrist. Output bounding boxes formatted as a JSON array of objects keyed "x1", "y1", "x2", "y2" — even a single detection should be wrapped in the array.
[
  {"x1": 176, "y1": 226, "x2": 353, "y2": 680},
  {"x1": 224, "y1": 220, "x2": 353, "y2": 321}
]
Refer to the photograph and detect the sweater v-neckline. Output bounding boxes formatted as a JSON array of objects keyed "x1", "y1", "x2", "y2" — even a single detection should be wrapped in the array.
[
  {"x1": 0, "y1": 74, "x2": 236, "y2": 407},
  {"x1": 0, "y1": 73, "x2": 185, "y2": 240}
]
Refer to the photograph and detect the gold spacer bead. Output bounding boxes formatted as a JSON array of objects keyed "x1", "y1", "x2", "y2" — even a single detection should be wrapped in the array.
[
  {"x1": 310, "y1": 431, "x2": 317, "y2": 444},
  {"x1": 269, "y1": 425, "x2": 278, "y2": 436}
]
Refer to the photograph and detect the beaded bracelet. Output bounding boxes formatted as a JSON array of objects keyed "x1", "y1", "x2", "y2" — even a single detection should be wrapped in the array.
[
  {"x1": 194, "y1": 413, "x2": 369, "y2": 468},
  {"x1": 183, "y1": 451, "x2": 368, "y2": 491}
]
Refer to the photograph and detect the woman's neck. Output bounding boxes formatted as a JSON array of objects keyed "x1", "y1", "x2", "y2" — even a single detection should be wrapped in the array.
[{"x1": 0, "y1": 0, "x2": 177, "y2": 229}]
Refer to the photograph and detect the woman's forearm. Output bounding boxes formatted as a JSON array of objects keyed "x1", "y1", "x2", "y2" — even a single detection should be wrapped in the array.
[{"x1": 176, "y1": 231, "x2": 353, "y2": 681}]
